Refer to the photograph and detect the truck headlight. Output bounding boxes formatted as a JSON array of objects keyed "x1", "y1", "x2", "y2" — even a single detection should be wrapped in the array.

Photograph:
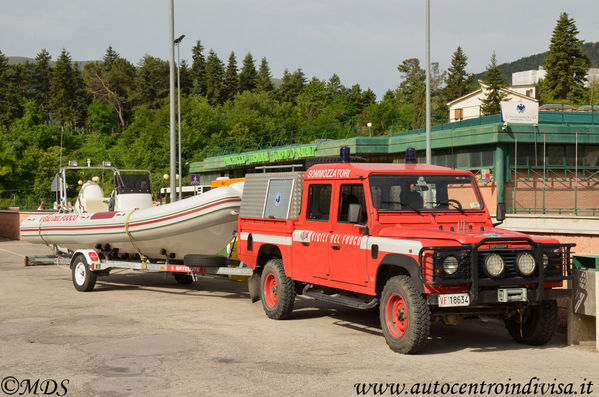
[
  {"x1": 516, "y1": 253, "x2": 536, "y2": 276},
  {"x1": 484, "y1": 254, "x2": 504, "y2": 277},
  {"x1": 542, "y1": 253, "x2": 549, "y2": 268},
  {"x1": 442, "y1": 256, "x2": 459, "y2": 275}
]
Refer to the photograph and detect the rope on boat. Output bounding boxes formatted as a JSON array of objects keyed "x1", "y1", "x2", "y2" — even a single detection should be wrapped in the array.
[
  {"x1": 37, "y1": 216, "x2": 51, "y2": 247},
  {"x1": 124, "y1": 209, "x2": 149, "y2": 269}
]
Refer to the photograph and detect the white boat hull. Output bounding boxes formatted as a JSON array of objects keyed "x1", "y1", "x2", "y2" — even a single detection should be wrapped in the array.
[{"x1": 20, "y1": 184, "x2": 243, "y2": 260}]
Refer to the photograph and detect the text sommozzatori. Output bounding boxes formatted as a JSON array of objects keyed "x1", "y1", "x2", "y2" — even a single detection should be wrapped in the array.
[{"x1": 306, "y1": 168, "x2": 351, "y2": 179}]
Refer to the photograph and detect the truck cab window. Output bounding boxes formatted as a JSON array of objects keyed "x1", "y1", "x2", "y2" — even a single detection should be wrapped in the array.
[
  {"x1": 338, "y1": 184, "x2": 368, "y2": 224},
  {"x1": 307, "y1": 184, "x2": 332, "y2": 221}
]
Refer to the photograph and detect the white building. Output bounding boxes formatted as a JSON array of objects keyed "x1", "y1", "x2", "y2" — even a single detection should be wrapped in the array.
[{"x1": 447, "y1": 80, "x2": 538, "y2": 122}]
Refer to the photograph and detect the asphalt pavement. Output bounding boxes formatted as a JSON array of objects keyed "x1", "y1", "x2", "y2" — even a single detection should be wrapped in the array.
[{"x1": 0, "y1": 239, "x2": 597, "y2": 397}]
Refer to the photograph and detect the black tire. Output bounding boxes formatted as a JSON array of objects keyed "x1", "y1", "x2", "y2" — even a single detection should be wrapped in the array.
[
  {"x1": 173, "y1": 273, "x2": 194, "y2": 285},
  {"x1": 71, "y1": 254, "x2": 97, "y2": 292},
  {"x1": 380, "y1": 276, "x2": 431, "y2": 354},
  {"x1": 305, "y1": 155, "x2": 366, "y2": 168},
  {"x1": 505, "y1": 300, "x2": 558, "y2": 345},
  {"x1": 260, "y1": 259, "x2": 296, "y2": 320},
  {"x1": 184, "y1": 254, "x2": 227, "y2": 268}
]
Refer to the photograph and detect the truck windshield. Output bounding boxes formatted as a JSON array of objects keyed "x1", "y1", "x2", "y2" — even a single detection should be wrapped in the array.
[{"x1": 369, "y1": 174, "x2": 484, "y2": 212}]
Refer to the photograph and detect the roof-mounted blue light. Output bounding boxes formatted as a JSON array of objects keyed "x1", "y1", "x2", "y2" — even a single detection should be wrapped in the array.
[
  {"x1": 340, "y1": 146, "x2": 350, "y2": 163},
  {"x1": 406, "y1": 147, "x2": 417, "y2": 164}
]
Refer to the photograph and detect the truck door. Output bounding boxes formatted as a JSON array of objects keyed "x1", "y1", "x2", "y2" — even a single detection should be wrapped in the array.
[
  {"x1": 292, "y1": 183, "x2": 333, "y2": 281},
  {"x1": 328, "y1": 183, "x2": 368, "y2": 286}
]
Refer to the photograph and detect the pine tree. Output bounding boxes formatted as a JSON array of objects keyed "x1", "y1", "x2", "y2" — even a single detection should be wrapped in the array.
[
  {"x1": 191, "y1": 40, "x2": 207, "y2": 96},
  {"x1": 204, "y1": 50, "x2": 225, "y2": 105},
  {"x1": 443, "y1": 46, "x2": 476, "y2": 102},
  {"x1": 223, "y1": 52, "x2": 239, "y2": 101},
  {"x1": 256, "y1": 57, "x2": 274, "y2": 93},
  {"x1": 480, "y1": 52, "x2": 508, "y2": 116},
  {"x1": 0, "y1": 51, "x2": 11, "y2": 126},
  {"x1": 239, "y1": 53, "x2": 257, "y2": 92},
  {"x1": 103, "y1": 45, "x2": 119, "y2": 70},
  {"x1": 544, "y1": 12, "x2": 589, "y2": 102},
  {"x1": 32, "y1": 49, "x2": 53, "y2": 120},
  {"x1": 49, "y1": 49, "x2": 78, "y2": 125},
  {"x1": 277, "y1": 68, "x2": 306, "y2": 105},
  {"x1": 327, "y1": 74, "x2": 343, "y2": 95}
]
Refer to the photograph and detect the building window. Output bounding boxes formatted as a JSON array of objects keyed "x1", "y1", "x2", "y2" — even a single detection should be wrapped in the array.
[
  {"x1": 526, "y1": 89, "x2": 533, "y2": 97},
  {"x1": 454, "y1": 109, "x2": 464, "y2": 120}
]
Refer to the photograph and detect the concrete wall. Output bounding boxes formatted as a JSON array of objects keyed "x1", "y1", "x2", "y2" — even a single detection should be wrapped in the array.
[
  {"x1": 0, "y1": 210, "x2": 51, "y2": 240},
  {"x1": 499, "y1": 214, "x2": 599, "y2": 254}
]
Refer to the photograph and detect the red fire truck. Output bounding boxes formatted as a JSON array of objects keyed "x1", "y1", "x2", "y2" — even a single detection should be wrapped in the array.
[{"x1": 237, "y1": 148, "x2": 573, "y2": 354}]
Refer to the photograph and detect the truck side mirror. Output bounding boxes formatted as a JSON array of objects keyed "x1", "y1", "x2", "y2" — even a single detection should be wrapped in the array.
[
  {"x1": 494, "y1": 202, "x2": 506, "y2": 226},
  {"x1": 348, "y1": 203, "x2": 362, "y2": 224}
]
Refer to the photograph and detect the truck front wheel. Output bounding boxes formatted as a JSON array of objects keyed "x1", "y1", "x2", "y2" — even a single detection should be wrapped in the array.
[
  {"x1": 380, "y1": 276, "x2": 430, "y2": 354},
  {"x1": 505, "y1": 300, "x2": 558, "y2": 345},
  {"x1": 261, "y1": 259, "x2": 295, "y2": 320}
]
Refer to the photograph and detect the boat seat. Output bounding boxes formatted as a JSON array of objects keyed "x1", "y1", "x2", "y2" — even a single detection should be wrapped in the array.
[{"x1": 85, "y1": 199, "x2": 109, "y2": 213}]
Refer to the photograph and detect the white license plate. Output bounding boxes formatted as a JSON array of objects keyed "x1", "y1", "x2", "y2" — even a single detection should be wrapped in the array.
[{"x1": 438, "y1": 293, "x2": 470, "y2": 307}]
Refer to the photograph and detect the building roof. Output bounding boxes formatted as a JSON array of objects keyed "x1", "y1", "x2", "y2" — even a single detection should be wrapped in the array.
[{"x1": 447, "y1": 80, "x2": 538, "y2": 107}]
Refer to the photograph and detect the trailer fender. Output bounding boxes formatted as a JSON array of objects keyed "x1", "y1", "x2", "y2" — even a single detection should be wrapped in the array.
[{"x1": 71, "y1": 249, "x2": 101, "y2": 270}]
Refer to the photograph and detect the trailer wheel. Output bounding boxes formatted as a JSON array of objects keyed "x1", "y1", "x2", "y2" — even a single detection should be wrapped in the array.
[
  {"x1": 173, "y1": 272, "x2": 194, "y2": 285},
  {"x1": 380, "y1": 276, "x2": 430, "y2": 354},
  {"x1": 261, "y1": 259, "x2": 295, "y2": 320},
  {"x1": 71, "y1": 254, "x2": 97, "y2": 292},
  {"x1": 505, "y1": 300, "x2": 558, "y2": 345}
]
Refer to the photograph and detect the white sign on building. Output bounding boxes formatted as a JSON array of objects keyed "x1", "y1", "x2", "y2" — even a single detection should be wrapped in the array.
[{"x1": 500, "y1": 101, "x2": 539, "y2": 124}]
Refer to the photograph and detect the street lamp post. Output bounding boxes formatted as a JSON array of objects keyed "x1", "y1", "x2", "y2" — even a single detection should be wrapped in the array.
[
  {"x1": 174, "y1": 34, "x2": 185, "y2": 201},
  {"x1": 425, "y1": 0, "x2": 431, "y2": 164},
  {"x1": 169, "y1": 0, "x2": 176, "y2": 202}
]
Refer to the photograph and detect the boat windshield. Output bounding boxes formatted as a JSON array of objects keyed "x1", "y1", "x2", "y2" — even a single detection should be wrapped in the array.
[
  {"x1": 116, "y1": 174, "x2": 152, "y2": 194},
  {"x1": 369, "y1": 174, "x2": 484, "y2": 212}
]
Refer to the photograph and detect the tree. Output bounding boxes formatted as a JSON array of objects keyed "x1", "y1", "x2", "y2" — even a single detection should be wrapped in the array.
[
  {"x1": 191, "y1": 40, "x2": 207, "y2": 96},
  {"x1": 277, "y1": 68, "x2": 306, "y2": 104},
  {"x1": 134, "y1": 55, "x2": 169, "y2": 108},
  {"x1": 544, "y1": 12, "x2": 589, "y2": 102},
  {"x1": 480, "y1": 52, "x2": 508, "y2": 116},
  {"x1": 239, "y1": 53, "x2": 258, "y2": 92},
  {"x1": 49, "y1": 49, "x2": 78, "y2": 125},
  {"x1": 396, "y1": 58, "x2": 425, "y2": 105},
  {"x1": 443, "y1": 46, "x2": 476, "y2": 102},
  {"x1": 223, "y1": 52, "x2": 239, "y2": 101},
  {"x1": 204, "y1": 50, "x2": 225, "y2": 105},
  {"x1": 396, "y1": 58, "x2": 445, "y2": 128},
  {"x1": 83, "y1": 47, "x2": 136, "y2": 129},
  {"x1": 256, "y1": 57, "x2": 274, "y2": 93},
  {"x1": 32, "y1": 49, "x2": 53, "y2": 121}
]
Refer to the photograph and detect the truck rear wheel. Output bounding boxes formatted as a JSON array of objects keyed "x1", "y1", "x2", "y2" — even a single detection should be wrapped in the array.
[
  {"x1": 380, "y1": 276, "x2": 430, "y2": 354},
  {"x1": 261, "y1": 259, "x2": 295, "y2": 320},
  {"x1": 71, "y1": 254, "x2": 97, "y2": 292},
  {"x1": 505, "y1": 300, "x2": 558, "y2": 345}
]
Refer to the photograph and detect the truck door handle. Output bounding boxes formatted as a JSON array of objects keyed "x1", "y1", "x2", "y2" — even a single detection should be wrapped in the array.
[
  {"x1": 331, "y1": 245, "x2": 341, "y2": 250},
  {"x1": 301, "y1": 242, "x2": 310, "y2": 247}
]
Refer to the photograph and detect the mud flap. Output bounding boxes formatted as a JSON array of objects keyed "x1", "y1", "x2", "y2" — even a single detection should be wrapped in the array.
[{"x1": 248, "y1": 271, "x2": 262, "y2": 303}]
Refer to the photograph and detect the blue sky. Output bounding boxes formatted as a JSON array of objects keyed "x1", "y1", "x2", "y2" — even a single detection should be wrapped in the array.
[{"x1": 1, "y1": 1, "x2": 598, "y2": 98}]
